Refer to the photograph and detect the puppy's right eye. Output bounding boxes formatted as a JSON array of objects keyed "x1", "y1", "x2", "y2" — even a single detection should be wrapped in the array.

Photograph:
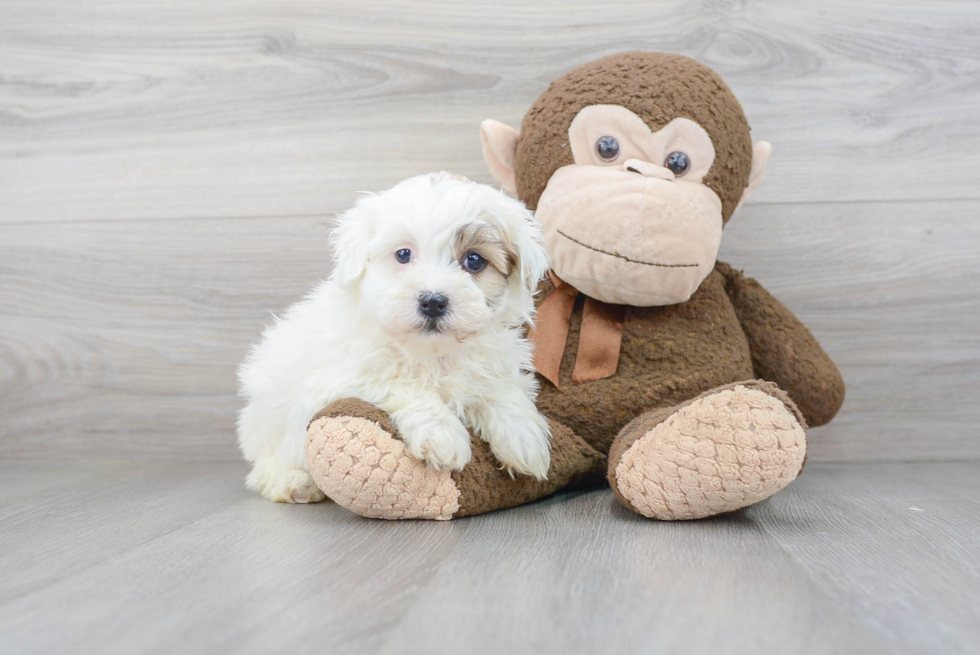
[{"x1": 395, "y1": 249, "x2": 412, "y2": 264}]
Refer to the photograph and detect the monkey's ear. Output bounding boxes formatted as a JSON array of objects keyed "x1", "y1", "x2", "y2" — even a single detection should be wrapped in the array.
[
  {"x1": 734, "y1": 141, "x2": 772, "y2": 214},
  {"x1": 480, "y1": 119, "x2": 520, "y2": 196}
]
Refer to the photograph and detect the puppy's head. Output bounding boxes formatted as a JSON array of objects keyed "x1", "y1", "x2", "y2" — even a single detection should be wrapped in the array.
[{"x1": 330, "y1": 172, "x2": 549, "y2": 348}]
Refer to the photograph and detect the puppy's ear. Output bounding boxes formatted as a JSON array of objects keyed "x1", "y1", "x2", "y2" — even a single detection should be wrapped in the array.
[
  {"x1": 489, "y1": 191, "x2": 550, "y2": 301},
  {"x1": 329, "y1": 202, "x2": 373, "y2": 285}
]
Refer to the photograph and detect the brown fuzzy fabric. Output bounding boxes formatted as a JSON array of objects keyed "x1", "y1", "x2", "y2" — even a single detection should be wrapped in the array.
[
  {"x1": 308, "y1": 398, "x2": 605, "y2": 518},
  {"x1": 535, "y1": 265, "x2": 755, "y2": 454},
  {"x1": 605, "y1": 379, "x2": 808, "y2": 514},
  {"x1": 715, "y1": 262, "x2": 846, "y2": 427},
  {"x1": 515, "y1": 51, "x2": 753, "y2": 223},
  {"x1": 309, "y1": 398, "x2": 398, "y2": 436},
  {"x1": 451, "y1": 419, "x2": 606, "y2": 518},
  {"x1": 534, "y1": 261, "x2": 844, "y2": 456}
]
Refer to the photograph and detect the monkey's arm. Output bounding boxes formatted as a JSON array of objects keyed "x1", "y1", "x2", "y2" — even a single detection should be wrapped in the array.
[{"x1": 716, "y1": 261, "x2": 845, "y2": 427}]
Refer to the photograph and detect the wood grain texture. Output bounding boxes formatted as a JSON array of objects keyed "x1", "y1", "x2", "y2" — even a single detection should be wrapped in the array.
[
  {"x1": 748, "y1": 462, "x2": 980, "y2": 655},
  {"x1": 1, "y1": 0, "x2": 979, "y2": 223},
  {"x1": 376, "y1": 490, "x2": 888, "y2": 655},
  {"x1": 2, "y1": 4, "x2": 977, "y2": 653},
  {"x1": 2, "y1": 459, "x2": 978, "y2": 654},
  {"x1": 0, "y1": 460, "x2": 468, "y2": 655},
  {"x1": 1, "y1": 0, "x2": 978, "y2": 461},
  {"x1": 2, "y1": 200, "x2": 977, "y2": 461},
  {"x1": 720, "y1": 199, "x2": 980, "y2": 461},
  {"x1": 0, "y1": 216, "x2": 330, "y2": 458}
]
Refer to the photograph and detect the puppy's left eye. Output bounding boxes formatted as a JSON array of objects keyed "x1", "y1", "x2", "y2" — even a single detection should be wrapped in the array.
[
  {"x1": 462, "y1": 252, "x2": 486, "y2": 273},
  {"x1": 395, "y1": 249, "x2": 412, "y2": 264}
]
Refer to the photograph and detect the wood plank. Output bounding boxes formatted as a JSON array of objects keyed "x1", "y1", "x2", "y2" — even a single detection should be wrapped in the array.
[
  {"x1": 1, "y1": 461, "x2": 977, "y2": 654},
  {"x1": 0, "y1": 459, "x2": 250, "y2": 603},
  {"x1": 2, "y1": 199, "x2": 976, "y2": 461},
  {"x1": 0, "y1": 460, "x2": 467, "y2": 655},
  {"x1": 374, "y1": 489, "x2": 891, "y2": 655},
  {"x1": 2, "y1": 0, "x2": 979, "y2": 223},
  {"x1": 749, "y1": 462, "x2": 980, "y2": 655},
  {"x1": 720, "y1": 199, "x2": 980, "y2": 462},
  {"x1": 0, "y1": 458, "x2": 130, "y2": 509},
  {"x1": 0, "y1": 460, "x2": 929, "y2": 655},
  {"x1": 0, "y1": 215, "x2": 330, "y2": 459}
]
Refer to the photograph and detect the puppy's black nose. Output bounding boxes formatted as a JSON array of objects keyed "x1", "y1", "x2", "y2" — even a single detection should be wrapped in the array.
[
  {"x1": 419, "y1": 293, "x2": 449, "y2": 318},
  {"x1": 418, "y1": 293, "x2": 449, "y2": 319}
]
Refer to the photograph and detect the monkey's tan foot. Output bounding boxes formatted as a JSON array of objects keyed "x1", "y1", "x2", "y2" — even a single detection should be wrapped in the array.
[
  {"x1": 306, "y1": 399, "x2": 605, "y2": 520},
  {"x1": 307, "y1": 399, "x2": 460, "y2": 520},
  {"x1": 608, "y1": 381, "x2": 807, "y2": 520}
]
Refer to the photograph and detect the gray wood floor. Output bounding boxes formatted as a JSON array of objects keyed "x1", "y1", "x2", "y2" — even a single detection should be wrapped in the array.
[{"x1": 1, "y1": 459, "x2": 978, "y2": 655}]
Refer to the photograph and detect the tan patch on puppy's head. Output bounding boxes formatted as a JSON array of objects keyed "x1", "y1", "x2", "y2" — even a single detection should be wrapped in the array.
[{"x1": 453, "y1": 222, "x2": 515, "y2": 307}]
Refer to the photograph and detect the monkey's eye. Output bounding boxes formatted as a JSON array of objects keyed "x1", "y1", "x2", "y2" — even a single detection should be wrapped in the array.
[
  {"x1": 664, "y1": 151, "x2": 691, "y2": 176},
  {"x1": 595, "y1": 136, "x2": 621, "y2": 162},
  {"x1": 462, "y1": 252, "x2": 486, "y2": 273},
  {"x1": 395, "y1": 249, "x2": 412, "y2": 264}
]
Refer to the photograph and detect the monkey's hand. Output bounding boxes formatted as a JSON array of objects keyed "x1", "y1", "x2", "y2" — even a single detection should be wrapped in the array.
[{"x1": 717, "y1": 261, "x2": 846, "y2": 427}]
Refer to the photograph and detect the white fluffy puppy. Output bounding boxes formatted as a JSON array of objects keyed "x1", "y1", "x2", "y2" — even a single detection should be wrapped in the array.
[{"x1": 237, "y1": 173, "x2": 553, "y2": 503}]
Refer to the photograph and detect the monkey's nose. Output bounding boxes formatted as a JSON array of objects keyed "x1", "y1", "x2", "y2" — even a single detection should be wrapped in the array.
[
  {"x1": 623, "y1": 158, "x2": 674, "y2": 180},
  {"x1": 418, "y1": 293, "x2": 450, "y2": 319}
]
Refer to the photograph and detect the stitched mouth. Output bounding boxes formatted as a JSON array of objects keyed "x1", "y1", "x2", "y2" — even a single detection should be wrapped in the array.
[{"x1": 556, "y1": 230, "x2": 698, "y2": 268}]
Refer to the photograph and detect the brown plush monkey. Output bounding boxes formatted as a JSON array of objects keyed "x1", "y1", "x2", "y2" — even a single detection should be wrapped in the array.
[{"x1": 306, "y1": 52, "x2": 845, "y2": 520}]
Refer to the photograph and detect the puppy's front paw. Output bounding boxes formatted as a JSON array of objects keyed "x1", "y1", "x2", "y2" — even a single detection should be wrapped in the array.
[
  {"x1": 247, "y1": 460, "x2": 327, "y2": 504},
  {"x1": 479, "y1": 408, "x2": 552, "y2": 481},
  {"x1": 399, "y1": 414, "x2": 472, "y2": 472}
]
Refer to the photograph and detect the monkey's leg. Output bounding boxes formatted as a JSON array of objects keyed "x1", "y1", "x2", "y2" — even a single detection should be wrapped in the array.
[
  {"x1": 306, "y1": 398, "x2": 605, "y2": 520},
  {"x1": 607, "y1": 380, "x2": 807, "y2": 520}
]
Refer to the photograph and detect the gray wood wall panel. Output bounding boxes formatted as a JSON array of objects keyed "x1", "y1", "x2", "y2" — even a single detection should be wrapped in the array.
[
  {"x1": 1, "y1": 0, "x2": 978, "y2": 461},
  {"x1": 1, "y1": 0, "x2": 979, "y2": 223},
  {"x1": 1, "y1": 199, "x2": 976, "y2": 461}
]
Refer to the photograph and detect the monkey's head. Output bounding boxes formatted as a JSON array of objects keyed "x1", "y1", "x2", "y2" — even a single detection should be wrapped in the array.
[{"x1": 481, "y1": 52, "x2": 771, "y2": 307}]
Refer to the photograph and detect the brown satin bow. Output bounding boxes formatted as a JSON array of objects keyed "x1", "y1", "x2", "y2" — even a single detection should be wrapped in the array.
[{"x1": 528, "y1": 273, "x2": 625, "y2": 388}]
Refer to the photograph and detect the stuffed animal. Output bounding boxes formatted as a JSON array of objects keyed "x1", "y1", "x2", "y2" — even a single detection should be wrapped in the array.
[{"x1": 306, "y1": 52, "x2": 845, "y2": 520}]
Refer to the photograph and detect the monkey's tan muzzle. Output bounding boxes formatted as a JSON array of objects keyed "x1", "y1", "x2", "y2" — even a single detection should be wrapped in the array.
[{"x1": 534, "y1": 164, "x2": 723, "y2": 307}]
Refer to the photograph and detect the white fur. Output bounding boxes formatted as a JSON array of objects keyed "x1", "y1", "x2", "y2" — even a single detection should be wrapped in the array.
[{"x1": 237, "y1": 173, "x2": 552, "y2": 502}]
